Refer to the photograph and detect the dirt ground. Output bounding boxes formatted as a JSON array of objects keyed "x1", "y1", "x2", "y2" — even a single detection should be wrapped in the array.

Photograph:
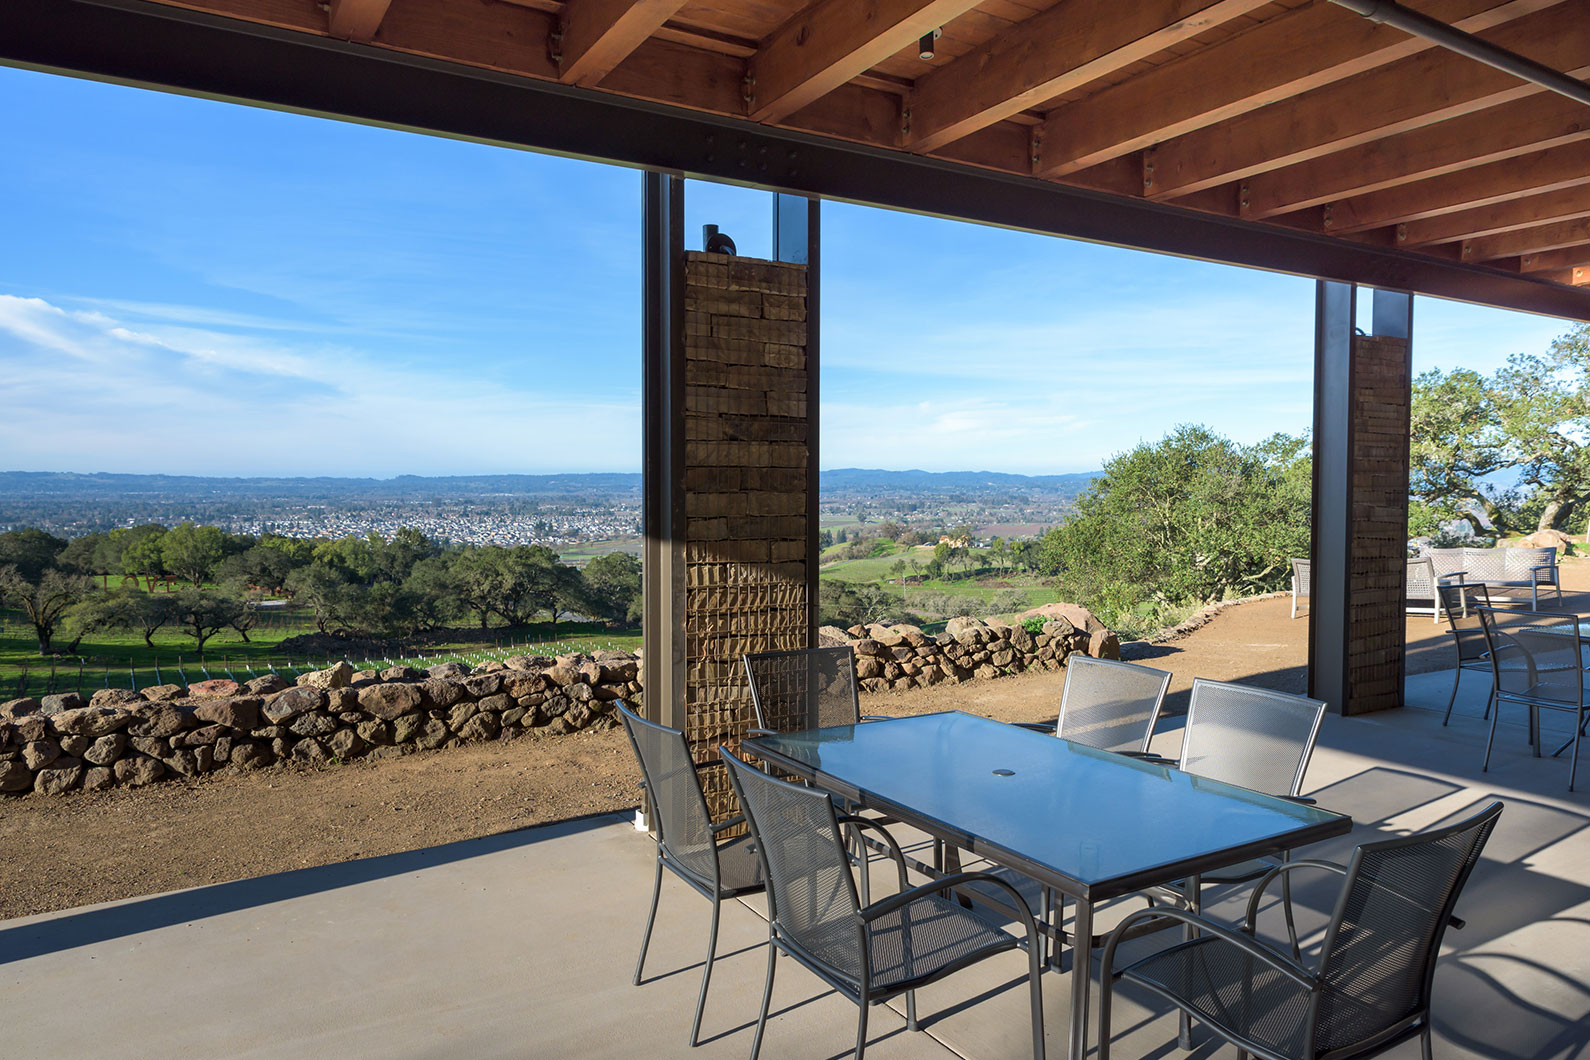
[{"x1": 4, "y1": 560, "x2": 1584, "y2": 921}]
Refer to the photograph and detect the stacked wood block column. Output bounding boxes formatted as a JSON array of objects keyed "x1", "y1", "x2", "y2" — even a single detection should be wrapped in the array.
[
  {"x1": 1345, "y1": 333, "x2": 1412, "y2": 714},
  {"x1": 680, "y1": 250, "x2": 812, "y2": 816}
]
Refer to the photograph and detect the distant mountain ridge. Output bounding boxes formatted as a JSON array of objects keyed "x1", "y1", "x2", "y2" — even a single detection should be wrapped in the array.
[{"x1": 0, "y1": 469, "x2": 1097, "y2": 499}]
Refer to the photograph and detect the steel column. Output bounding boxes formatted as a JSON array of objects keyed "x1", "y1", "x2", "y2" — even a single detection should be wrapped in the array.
[
  {"x1": 1309, "y1": 281, "x2": 1356, "y2": 715},
  {"x1": 642, "y1": 171, "x2": 686, "y2": 731}
]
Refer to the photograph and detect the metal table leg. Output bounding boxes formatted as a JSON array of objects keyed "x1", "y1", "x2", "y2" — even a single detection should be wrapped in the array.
[
  {"x1": 1177, "y1": 874, "x2": 1201, "y2": 1050},
  {"x1": 1069, "y1": 898, "x2": 1093, "y2": 1060}
]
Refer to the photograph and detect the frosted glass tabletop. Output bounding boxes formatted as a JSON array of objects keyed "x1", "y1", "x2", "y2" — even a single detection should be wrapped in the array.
[{"x1": 744, "y1": 710, "x2": 1350, "y2": 901}]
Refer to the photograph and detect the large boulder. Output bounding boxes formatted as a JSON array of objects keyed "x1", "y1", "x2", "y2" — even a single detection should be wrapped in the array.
[
  {"x1": 193, "y1": 697, "x2": 262, "y2": 731},
  {"x1": 48, "y1": 707, "x2": 133, "y2": 738},
  {"x1": 358, "y1": 683, "x2": 423, "y2": 721},
  {"x1": 0, "y1": 759, "x2": 32, "y2": 792},
  {"x1": 39, "y1": 693, "x2": 87, "y2": 716},
  {"x1": 113, "y1": 754, "x2": 165, "y2": 787},
  {"x1": 89, "y1": 688, "x2": 144, "y2": 709},
  {"x1": 1017, "y1": 602, "x2": 1108, "y2": 636},
  {"x1": 298, "y1": 661, "x2": 354, "y2": 691},
  {"x1": 34, "y1": 760, "x2": 83, "y2": 795},
  {"x1": 427, "y1": 662, "x2": 470, "y2": 680},
  {"x1": 1516, "y1": 528, "x2": 1574, "y2": 550},
  {"x1": 140, "y1": 684, "x2": 186, "y2": 703},
  {"x1": 244, "y1": 674, "x2": 291, "y2": 696},
  {"x1": 0, "y1": 698, "x2": 41, "y2": 721},
  {"x1": 186, "y1": 679, "x2": 239, "y2": 698},
  {"x1": 262, "y1": 687, "x2": 326, "y2": 724}
]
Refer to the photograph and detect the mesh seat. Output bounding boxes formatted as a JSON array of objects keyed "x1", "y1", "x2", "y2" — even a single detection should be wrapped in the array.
[
  {"x1": 1099, "y1": 802, "x2": 1503, "y2": 1060},
  {"x1": 721, "y1": 749, "x2": 1048, "y2": 1060},
  {"x1": 616, "y1": 702, "x2": 766, "y2": 1047},
  {"x1": 1438, "y1": 582, "x2": 1496, "y2": 726},
  {"x1": 1478, "y1": 607, "x2": 1589, "y2": 791}
]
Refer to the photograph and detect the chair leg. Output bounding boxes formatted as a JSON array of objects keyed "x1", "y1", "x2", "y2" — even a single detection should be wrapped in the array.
[
  {"x1": 1483, "y1": 684, "x2": 1495, "y2": 721},
  {"x1": 749, "y1": 939, "x2": 777, "y2": 1060},
  {"x1": 689, "y1": 893, "x2": 722, "y2": 1046},
  {"x1": 1442, "y1": 668, "x2": 1462, "y2": 726},
  {"x1": 854, "y1": 993, "x2": 870, "y2": 1060},
  {"x1": 634, "y1": 853, "x2": 663, "y2": 985},
  {"x1": 1421, "y1": 1023, "x2": 1434, "y2": 1060},
  {"x1": 1280, "y1": 859, "x2": 1301, "y2": 962},
  {"x1": 1483, "y1": 698, "x2": 1501, "y2": 773},
  {"x1": 1570, "y1": 711, "x2": 1583, "y2": 793},
  {"x1": 1025, "y1": 911, "x2": 1048, "y2": 1060}
]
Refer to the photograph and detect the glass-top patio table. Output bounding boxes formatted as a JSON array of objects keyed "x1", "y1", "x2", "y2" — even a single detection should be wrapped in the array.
[{"x1": 742, "y1": 710, "x2": 1352, "y2": 1060}]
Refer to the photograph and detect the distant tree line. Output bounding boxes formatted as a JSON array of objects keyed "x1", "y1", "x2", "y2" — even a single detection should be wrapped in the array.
[{"x1": 0, "y1": 524, "x2": 641, "y2": 655}]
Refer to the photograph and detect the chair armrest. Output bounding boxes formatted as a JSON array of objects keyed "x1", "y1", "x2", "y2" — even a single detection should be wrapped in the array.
[
  {"x1": 860, "y1": 869, "x2": 1031, "y2": 925},
  {"x1": 1122, "y1": 751, "x2": 1177, "y2": 766},
  {"x1": 1101, "y1": 905, "x2": 1320, "y2": 991},
  {"x1": 1244, "y1": 858, "x2": 1348, "y2": 934},
  {"x1": 858, "y1": 715, "x2": 893, "y2": 723},
  {"x1": 835, "y1": 814, "x2": 910, "y2": 892},
  {"x1": 745, "y1": 728, "x2": 777, "y2": 738},
  {"x1": 1279, "y1": 794, "x2": 1317, "y2": 805},
  {"x1": 709, "y1": 813, "x2": 746, "y2": 835},
  {"x1": 1012, "y1": 720, "x2": 1058, "y2": 733},
  {"x1": 1437, "y1": 571, "x2": 1467, "y2": 583}
]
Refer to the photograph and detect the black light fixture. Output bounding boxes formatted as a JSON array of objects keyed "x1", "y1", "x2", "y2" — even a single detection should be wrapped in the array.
[
  {"x1": 702, "y1": 223, "x2": 736, "y2": 255},
  {"x1": 919, "y1": 28, "x2": 941, "y2": 61}
]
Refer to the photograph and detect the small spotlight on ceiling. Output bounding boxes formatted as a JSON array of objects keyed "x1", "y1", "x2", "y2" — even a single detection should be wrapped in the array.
[{"x1": 919, "y1": 28, "x2": 942, "y2": 60}]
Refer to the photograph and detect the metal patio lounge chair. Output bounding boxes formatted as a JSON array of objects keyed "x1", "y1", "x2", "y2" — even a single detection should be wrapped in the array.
[
  {"x1": 1477, "y1": 606, "x2": 1590, "y2": 791},
  {"x1": 1290, "y1": 558, "x2": 1310, "y2": 620},
  {"x1": 617, "y1": 701, "x2": 765, "y2": 1047},
  {"x1": 1436, "y1": 582, "x2": 1496, "y2": 727},
  {"x1": 720, "y1": 748, "x2": 1047, "y2": 1060},
  {"x1": 1098, "y1": 800, "x2": 1502, "y2": 1060},
  {"x1": 1013, "y1": 655, "x2": 1172, "y2": 752},
  {"x1": 743, "y1": 645, "x2": 886, "y2": 733}
]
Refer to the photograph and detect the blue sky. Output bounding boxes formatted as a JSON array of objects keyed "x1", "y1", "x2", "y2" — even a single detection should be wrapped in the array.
[{"x1": 0, "y1": 64, "x2": 1574, "y2": 477}]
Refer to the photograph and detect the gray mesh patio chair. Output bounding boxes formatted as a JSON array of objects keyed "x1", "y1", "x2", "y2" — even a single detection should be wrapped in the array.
[
  {"x1": 1013, "y1": 655, "x2": 1172, "y2": 752},
  {"x1": 1290, "y1": 558, "x2": 1310, "y2": 620},
  {"x1": 1098, "y1": 800, "x2": 1502, "y2": 1060},
  {"x1": 617, "y1": 702, "x2": 765, "y2": 1047},
  {"x1": 1405, "y1": 557, "x2": 1460, "y2": 624},
  {"x1": 743, "y1": 645, "x2": 886, "y2": 733},
  {"x1": 720, "y1": 748, "x2": 1047, "y2": 1060},
  {"x1": 1478, "y1": 607, "x2": 1589, "y2": 791},
  {"x1": 1436, "y1": 582, "x2": 1496, "y2": 727},
  {"x1": 1147, "y1": 679, "x2": 1329, "y2": 957}
]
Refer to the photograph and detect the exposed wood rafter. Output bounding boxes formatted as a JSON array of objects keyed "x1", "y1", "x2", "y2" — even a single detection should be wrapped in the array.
[
  {"x1": 1398, "y1": 185, "x2": 1590, "y2": 246},
  {"x1": 903, "y1": 0, "x2": 1270, "y2": 154},
  {"x1": 749, "y1": 0, "x2": 981, "y2": 124},
  {"x1": 1466, "y1": 214, "x2": 1590, "y2": 260},
  {"x1": 1521, "y1": 244, "x2": 1590, "y2": 271},
  {"x1": 326, "y1": 0, "x2": 390, "y2": 42},
  {"x1": 1143, "y1": 3, "x2": 1590, "y2": 201},
  {"x1": 1037, "y1": 0, "x2": 1555, "y2": 178},
  {"x1": 559, "y1": 0, "x2": 688, "y2": 86}
]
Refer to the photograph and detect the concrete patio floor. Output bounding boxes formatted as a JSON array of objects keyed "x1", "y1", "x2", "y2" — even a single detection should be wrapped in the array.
[{"x1": 3, "y1": 670, "x2": 1587, "y2": 1059}]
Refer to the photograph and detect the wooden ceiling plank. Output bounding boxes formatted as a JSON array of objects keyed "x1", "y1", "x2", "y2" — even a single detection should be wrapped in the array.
[
  {"x1": 1244, "y1": 92, "x2": 1590, "y2": 219},
  {"x1": 1039, "y1": 0, "x2": 1554, "y2": 178},
  {"x1": 749, "y1": 0, "x2": 982, "y2": 123},
  {"x1": 1327, "y1": 139, "x2": 1590, "y2": 233},
  {"x1": 903, "y1": 0, "x2": 1271, "y2": 154},
  {"x1": 1399, "y1": 186, "x2": 1590, "y2": 246},
  {"x1": 1144, "y1": 3, "x2": 1590, "y2": 201},
  {"x1": 327, "y1": 0, "x2": 392, "y2": 42},
  {"x1": 1465, "y1": 214, "x2": 1590, "y2": 260},
  {"x1": 560, "y1": 0, "x2": 690, "y2": 86},
  {"x1": 1520, "y1": 244, "x2": 1590, "y2": 271}
]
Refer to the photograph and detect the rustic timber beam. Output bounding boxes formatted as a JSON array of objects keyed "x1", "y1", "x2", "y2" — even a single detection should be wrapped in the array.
[
  {"x1": 1521, "y1": 244, "x2": 1590, "y2": 271},
  {"x1": 1038, "y1": 0, "x2": 1553, "y2": 178},
  {"x1": 1398, "y1": 185, "x2": 1590, "y2": 247},
  {"x1": 1144, "y1": 3, "x2": 1590, "y2": 201},
  {"x1": 1244, "y1": 91, "x2": 1590, "y2": 219},
  {"x1": 748, "y1": 0, "x2": 980, "y2": 124},
  {"x1": 7, "y1": 0, "x2": 1590, "y2": 322},
  {"x1": 1464, "y1": 214, "x2": 1590, "y2": 260},
  {"x1": 559, "y1": 0, "x2": 688, "y2": 87},
  {"x1": 326, "y1": 0, "x2": 388, "y2": 42},
  {"x1": 1328, "y1": 139, "x2": 1590, "y2": 232},
  {"x1": 903, "y1": 0, "x2": 1268, "y2": 154}
]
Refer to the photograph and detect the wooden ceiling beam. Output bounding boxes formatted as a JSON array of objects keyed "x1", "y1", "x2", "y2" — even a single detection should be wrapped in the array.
[
  {"x1": 326, "y1": 0, "x2": 391, "y2": 42},
  {"x1": 1398, "y1": 186, "x2": 1590, "y2": 247},
  {"x1": 1143, "y1": 3, "x2": 1590, "y2": 201},
  {"x1": 1464, "y1": 214, "x2": 1590, "y2": 261},
  {"x1": 1038, "y1": 0, "x2": 1552, "y2": 179},
  {"x1": 559, "y1": 0, "x2": 689, "y2": 86},
  {"x1": 1327, "y1": 139, "x2": 1590, "y2": 233},
  {"x1": 749, "y1": 0, "x2": 981, "y2": 123},
  {"x1": 1243, "y1": 92, "x2": 1590, "y2": 219},
  {"x1": 1535, "y1": 266, "x2": 1590, "y2": 284},
  {"x1": 1520, "y1": 244, "x2": 1590, "y2": 271},
  {"x1": 903, "y1": 0, "x2": 1270, "y2": 154}
]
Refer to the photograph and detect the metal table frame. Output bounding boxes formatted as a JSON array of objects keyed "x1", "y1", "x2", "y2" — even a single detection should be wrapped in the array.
[{"x1": 744, "y1": 712, "x2": 1352, "y2": 1060}]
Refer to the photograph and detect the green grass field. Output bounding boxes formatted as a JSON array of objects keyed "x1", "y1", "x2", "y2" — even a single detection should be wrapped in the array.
[{"x1": 0, "y1": 606, "x2": 641, "y2": 701}]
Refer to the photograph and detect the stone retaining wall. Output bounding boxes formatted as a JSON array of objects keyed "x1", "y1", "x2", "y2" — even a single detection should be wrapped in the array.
[{"x1": 1, "y1": 603, "x2": 1120, "y2": 796}]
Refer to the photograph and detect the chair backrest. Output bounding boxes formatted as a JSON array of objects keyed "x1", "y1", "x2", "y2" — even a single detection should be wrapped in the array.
[
  {"x1": 1311, "y1": 802, "x2": 1502, "y2": 1055},
  {"x1": 1055, "y1": 656, "x2": 1172, "y2": 753},
  {"x1": 721, "y1": 749, "x2": 864, "y2": 980},
  {"x1": 1437, "y1": 582, "x2": 1492, "y2": 665},
  {"x1": 1291, "y1": 558, "x2": 1310, "y2": 595},
  {"x1": 616, "y1": 701, "x2": 719, "y2": 889},
  {"x1": 743, "y1": 646, "x2": 861, "y2": 732},
  {"x1": 1477, "y1": 607, "x2": 1584, "y2": 709},
  {"x1": 1503, "y1": 545, "x2": 1556, "y2": 576},
  {"x1": 1405, "y1": 557, "x2": 1438, "y2": 597},
  {"x1": 1178, "y1": 678, "x2": 1327, "y2": 797}
]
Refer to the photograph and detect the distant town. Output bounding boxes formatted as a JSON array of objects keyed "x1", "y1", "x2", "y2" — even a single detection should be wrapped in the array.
[{"x1": 0, "y1": 469, "x2": 1097, "y2": 548}]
